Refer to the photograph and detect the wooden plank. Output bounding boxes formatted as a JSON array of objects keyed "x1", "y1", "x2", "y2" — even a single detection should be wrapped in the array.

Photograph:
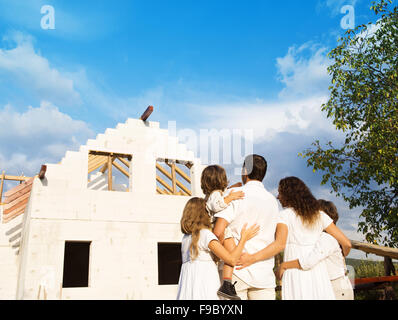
[
  {"x1": 3, "y1": 175, "x2": 31, "y2": 182},
  {"x1": 156, "y1": 176, "x2": 173, "y2": 193},
  {"x1": 89, "y1": 150, "x2": 131, "y2": 159},
  {"x1": 88, "y1": 157, "x2": 108, "y2": 174},
  {"x1": 88, "y1": 155, "x2": 103, "y2": 170},
  {"x1": 162, "y1": 188, "x2": 172, "y2": 195},
  {"x1": 156, "y1": 187, "x2": 166, "y2": 195},
  {"x1": 101, "y1": 156, "x2": 116, "y2": 174},
  {"x1": 140, "y1": 106, "x2": 154, "y2": 121},
  {"x1": 0, "y1": 171, "x2": 4, "y2": 205},
  {"x1": 38, "y1": 165, "x2": 47, "y2": 180},
  {"x1": 176, "y1": 180, "x2": 191, "y2": 196},
  {"x1": 3, "y1": 205, "x2": 26, "y2": 220},
  {"x1": 351, "y1": 240, "x2": 398, "y2": 260},
  {"x1": 99, "y1": 162, "x2": 108, "y2": 174},
  {"x1": 88, "y1": 154, "x2": 100, "y2": 165},
  {"x1": 88, "y1": 154, "x2": 106, "y2": 168},
  {"x1": 4, "y1": 178, "x2": 34, "y2": 198},
  {"x1": 385, "y1": 257, "x2": 396, "y2": 276},
  {"x1": 117, "y1": 156, "x2": 130, "y2": 168},
  {"x1": 171, "y1": 162, "x2": 177, "y2": 194},
  {"x1": 3, "y1": 192, "x2": 31, "y2": 211},
  {"x1": 355, "y1": 276, "x2": 398, "y2": 285},
  {"x1": 112, "y1": 161, "x2": 129, "y2": 178},
  {"x1": 158, "y1": 162, "x2": 191, "y2": 196},
  {"x1": 3, "y1": 198, "x2": 29, "y2": 215},
  {"x1": 108, "y1": 155, "x2": 113, "y2": 191},
  {"x1": 184, "y1": 162, "x2": 193, "y2": 169},
  {"x1": 166, "y1": 162, "x2": 191, "y2": 184},
  {"x1": 3, "y1": 183, "x2": 33, "y2": 204},
  {"x1": 174, "y1": 165, "x2": 191, "y2": 184},
  {"x1": 156, "y1": 163, "x2": 172, "y2": 180},
  {"x1": 3, "y1": 207, "x2": 26, "y2": 223}
]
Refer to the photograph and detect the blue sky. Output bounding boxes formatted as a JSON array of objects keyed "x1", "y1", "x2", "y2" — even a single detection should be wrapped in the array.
[{"x1": 0, "y1": 0, "x2": 391, "y2": 259}]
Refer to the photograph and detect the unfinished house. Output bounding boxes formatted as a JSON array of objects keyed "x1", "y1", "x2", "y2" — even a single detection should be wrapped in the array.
[{"x1": 0, "y1": 108, "x2": 205, "y2": 299}]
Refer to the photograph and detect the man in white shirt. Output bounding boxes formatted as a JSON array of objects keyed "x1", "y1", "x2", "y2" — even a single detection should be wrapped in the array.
[{"x1": 213, "y1": 154, "x2": 280, "y2": 300}]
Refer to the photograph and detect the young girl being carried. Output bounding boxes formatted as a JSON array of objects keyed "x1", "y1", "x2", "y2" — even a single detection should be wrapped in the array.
[
  {"x1": 201, "y1": 165, "x2": 244, "y2": 300},
  {"x1": 176, "y1": 197, "x2": 258, "y2": 300}
]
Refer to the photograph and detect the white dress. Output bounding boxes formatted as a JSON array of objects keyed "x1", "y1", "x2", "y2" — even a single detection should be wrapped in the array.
[
  {"x1": 278, "y1": 208, "x2": 336, "y2": 300},
  {"x1": 176, "y1": 229, "x2": 221, "y2": 300}
]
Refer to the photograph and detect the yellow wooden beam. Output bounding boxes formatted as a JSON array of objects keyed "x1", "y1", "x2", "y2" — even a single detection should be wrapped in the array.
[
  {"x1": 112, "y1": 161, "x2": 129, "y2": 178},
  {"x1": 171, "y1": 162, "x2": 177, "y2": 194},
  {"x1": 117, "y1": 156, "x2": 130, "y2": 168},
  {"x1": 174, "y1": 166, "x2": 191, "y2": 184},
  {"x1": 88, "y1": 156, "x2": 108, "y2": 173},
  {"x1": 351, "y1": 240, "x2": 398, "y2": 260},
  {"x1": 156, "y1": 187, "x2": 167, "y2": 195},
  {"x1": 176, "y1": 179, "x2": 191, "y2": 196},
  {"x1": 156, "y1": 175, "x2": 173, "y2": 193},
  {"x1": 99, "y1": 162, "x2": 108, "y2": 174},
  {"x1": 2, "y1": 175, "x2": 31, "y2": 182},
  {"x1": 89, "y1": 150, "x2": 131, "y2": 160},
  {"x1": 165, "y1": 161, "x2": 191, "y2": 184},
  {"x1": 156, "y1": 163, "x2": 172, "y2": 180}
]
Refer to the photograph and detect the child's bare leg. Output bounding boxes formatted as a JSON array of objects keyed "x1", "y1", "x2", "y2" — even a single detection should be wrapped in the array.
[
  {"x1": 222, "y1": 238, "x2": 236, "y2": 281},
  {"x1": 217, "y1": 237, "x2": 240, "y2": 300}
]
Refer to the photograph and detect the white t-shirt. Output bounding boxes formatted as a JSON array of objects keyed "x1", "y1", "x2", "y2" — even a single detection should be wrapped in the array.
[
  {"x1": 298, "y1": 232, "x2": 346, "y2": 281},
  {"x1": 206, "y1": 190, "x2": 228, "y2": 214},
  {"x1": 181, "y1": 229, "x2": 218, "y2": 263},
  {"x1": 214, "y1": 180, "x2": 280, "y2": 289}
]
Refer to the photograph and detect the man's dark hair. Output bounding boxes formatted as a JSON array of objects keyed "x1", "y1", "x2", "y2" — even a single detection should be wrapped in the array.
[
  {"x1": 243, "y1": 154, "x2": 267, "y2": 182},
  {"x1": 318, "y1": 199, "x2": 339, "y2": 224}
]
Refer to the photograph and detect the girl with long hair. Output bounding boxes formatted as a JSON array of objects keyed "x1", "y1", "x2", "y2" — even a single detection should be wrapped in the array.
[{"x1": 176, "y1": 197, "x2": 259, "y2": 300}]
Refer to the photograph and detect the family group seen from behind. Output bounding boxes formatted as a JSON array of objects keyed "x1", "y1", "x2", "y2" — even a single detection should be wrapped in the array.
[{"x1": 176, "y1": 154, "x2": 354, "y2": 300}]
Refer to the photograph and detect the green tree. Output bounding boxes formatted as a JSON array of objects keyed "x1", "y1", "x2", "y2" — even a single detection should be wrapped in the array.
[{"x1": 301, "y1": 0, "x2": 398, "y2": 247}]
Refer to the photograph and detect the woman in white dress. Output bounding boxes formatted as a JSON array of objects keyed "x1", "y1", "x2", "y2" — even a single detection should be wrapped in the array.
[
  {"x1": 235, "y1": 177, "x2": 352, "y2": 300},
  {"x1": 276, "y1": 177, "x2": 352, "y2": 300},
  {"x1": 177, "y1": 197, "x2": 259, "y2": 300},
  {"x1": 276, "y1": 199, "x2": 354, "y2": 300}
]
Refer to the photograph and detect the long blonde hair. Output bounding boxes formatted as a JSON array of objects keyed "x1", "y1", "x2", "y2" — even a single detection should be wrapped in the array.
[{"x1": 180, "y1": 197, "x2": 213, "y2": 260}]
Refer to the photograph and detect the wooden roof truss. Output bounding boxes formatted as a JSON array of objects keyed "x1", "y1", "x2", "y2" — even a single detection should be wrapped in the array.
[
  {"x1": 156, "y1": 159, "x2": 192, "y2": 196},
  {"x1": 88, "y1": 151, "x2": 132, "y2": 191}
]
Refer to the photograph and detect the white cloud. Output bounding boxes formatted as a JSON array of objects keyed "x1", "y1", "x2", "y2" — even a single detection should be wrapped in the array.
[
  {"x1": 195, "y1": 95, "x2": 338, "y2": 144},
  {"x1": 276, "y1": 43, "x2": 332, "y2": 99},
  {"x1": 0, "y1": 101, "x2": 94, "y2": 175},
  {"x1": 0, "y1": 32, "x2": 81, "y2": 106}
]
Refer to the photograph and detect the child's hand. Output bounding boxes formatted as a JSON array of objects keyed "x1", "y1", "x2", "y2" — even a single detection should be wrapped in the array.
[
  {"x1": 228, "y1": 191, "x2": 245, "y2": 201},
  {"x1": 240, "y1": 223, "x2": 260, "y2": 242},
  {"x1": 275, "y1": 264, "x2": 287, "y2": 281},
  {"x1": 228, "y1": 182, "x2": 243, "y2": 189},
  {"x1": 223, "y1": 191, "x2": 244, "y2": 205}
]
